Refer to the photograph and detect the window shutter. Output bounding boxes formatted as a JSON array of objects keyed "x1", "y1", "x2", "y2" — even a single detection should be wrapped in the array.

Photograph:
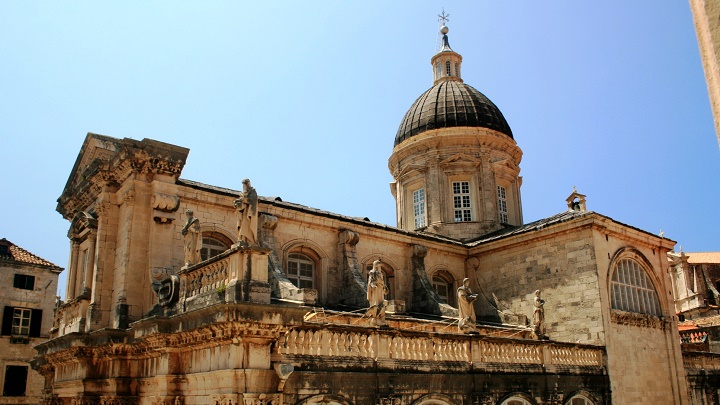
[
  {"x1": 1, "y1": 306, "x2": 14, "y2": 336},
  {"x1": 29, "y1": 309, "x2": 42, "y2": 337}
]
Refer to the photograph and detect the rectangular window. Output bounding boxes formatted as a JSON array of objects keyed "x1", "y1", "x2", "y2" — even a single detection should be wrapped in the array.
[
  {"x1": 453, "y1": 181, "x2": 472, "y2": 222},
  {"x1": 498, "y1": 185, "x2": 509, "y2": 223},
  {"x1": 413, "y1": 188, "x2": 426, "y2": 229},
  {"x1": 12, "y1": 308, "x2": 31, "y2": 336},
  {"x1": 1, "y1": 307, "x2": 41, "y2": 337},
  {"x1": 3, "y1": 365, "x2": 28, "y2": 396},
  {"x1": 13, "y1": 274, "x2": 34, "y2": 290}
]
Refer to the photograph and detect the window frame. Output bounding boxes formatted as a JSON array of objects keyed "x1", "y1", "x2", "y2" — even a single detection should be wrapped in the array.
[
  {"x1": 287, "y1": 253, "x2": 316, "y2": 290},
  {"x1": 430, "y1": 270, "x2": 455, "y2": 306},
  {"x1": 13, "y1": 274, "x2": 35, "y2": 290},
  {"x1": 412, "y1": 187, "x2": 427, "y2": 229},
  {"x1": 610, "y1": 257, "x2": 662, "y2": 317},
  {"x1": 497, "y1": 185, "x2": 509, "y2": 223},
  {"x1": 3, "y1": 365, "x2": 28, "y2": 397},
  {"x1": 200, "y1": 234, "x2": 232, "y2": 262},
  {"x1": 452, "y1": 180, "x2": 472, "y2": 222}
]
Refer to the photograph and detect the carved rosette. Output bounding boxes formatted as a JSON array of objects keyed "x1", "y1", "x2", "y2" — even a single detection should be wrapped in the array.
[{"x1": 610, "y1": 310, "x2": 670, "y2": 329}]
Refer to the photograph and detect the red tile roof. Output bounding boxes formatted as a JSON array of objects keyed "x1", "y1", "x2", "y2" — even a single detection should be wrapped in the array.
[
  {"x1": 0, "y1": 238, "x2": 62, "y2": 269},
  {"x1": 686, "y1": 252, "x2": 720, "y2": 264}
]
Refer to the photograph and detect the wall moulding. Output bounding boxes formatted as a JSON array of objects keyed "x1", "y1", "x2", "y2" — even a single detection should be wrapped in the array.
[{"x1": 610, "y1": 309, "x2": 670, "y2": 329}]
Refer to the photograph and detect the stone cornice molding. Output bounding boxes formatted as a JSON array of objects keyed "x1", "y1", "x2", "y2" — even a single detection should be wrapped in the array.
[{"x1": 58, "y1": 135, "x2": 189, "y2": 219}]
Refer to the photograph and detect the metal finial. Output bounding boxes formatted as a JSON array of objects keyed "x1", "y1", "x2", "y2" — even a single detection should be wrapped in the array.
[{"x1": 438, "y1": 9, "x2": 450, "y2": 26}]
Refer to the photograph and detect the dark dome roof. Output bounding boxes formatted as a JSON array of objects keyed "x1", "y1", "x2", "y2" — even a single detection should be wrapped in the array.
[{"x1": 395, "y1": 81, "x2": 513, "y2": 146}]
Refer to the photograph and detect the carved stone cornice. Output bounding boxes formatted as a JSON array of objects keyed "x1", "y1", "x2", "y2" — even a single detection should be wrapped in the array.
[
  {"x1": 610, "y1": 310, "x2": 670, "y2": 329},
  {"x1": 70, "y1": 396, "x2": 138, "y2": 405},
  {"x1": 58, "y1": 135, "x2": 189, "y2": 219}
]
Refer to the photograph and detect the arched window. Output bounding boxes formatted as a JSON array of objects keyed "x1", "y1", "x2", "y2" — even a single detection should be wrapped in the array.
[
  {"x1": 288, "y1": 253, "x2": 315, "y2": 289},
  {"x1": 200, "y1": 232, "x2": 233, "y2": 262},
  {"x1": 610, "y1": 258, "x2": 661, "y2": 316},
  {"x1": 445, "y1": 60, "x2": 452, "y2": 76},
  {"x1": 431, "y1": 270, "x2": 455, "y2": 306},
  {"x1": 436, "y1": 63, "x2": 442, "y2": 79},
  {"x1": 455, "y1": 62, "x2": 460, "y2": 78}
]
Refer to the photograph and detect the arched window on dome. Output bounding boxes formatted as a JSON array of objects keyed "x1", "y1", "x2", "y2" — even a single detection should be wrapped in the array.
[
  {"x1": 436, "y1": 63, "x2": 442, "y2": 79},
  {"x1": 455, "y1": 62, "x2": 460, "y2": 78},
  {"x1": 498, "y1": 185, "x2": 509, "y2": 223},
  {"x1": 610, "y1": 257, "x2": 662, "y2": 317},
  {"x1": 445, "y1": 61, "x2": 452, "y2": 76}
]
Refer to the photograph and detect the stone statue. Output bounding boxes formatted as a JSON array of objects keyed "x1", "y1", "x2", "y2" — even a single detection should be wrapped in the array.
[
  {"x1": 365, "y1": 259, "x2": 389, "y2": 326},
  {"x1": 533, "y1": 289, "x2": 547, "y2": 339},
  {"x1": 457, "y1": 277, "x2": 478, "y2": 332},
  {"x1": 181, "y1": 209, "x2": 202, "y2": 266},
  {"x1": 234, "y1": 178, "x2": 258, "y2": 247}
]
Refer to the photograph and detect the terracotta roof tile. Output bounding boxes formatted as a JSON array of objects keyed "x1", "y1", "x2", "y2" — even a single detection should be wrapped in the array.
[
  {"x1": 686, "y1": 252, "x2": 720, "y2": 264},
  {"x1": 0, "y1": 238, "x2": 62, "y2": 269}
]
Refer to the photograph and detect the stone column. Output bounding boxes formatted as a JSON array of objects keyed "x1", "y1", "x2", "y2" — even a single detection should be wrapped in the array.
[{"x1": 67, "y1": 240, "x2": 79, "y2": 300}]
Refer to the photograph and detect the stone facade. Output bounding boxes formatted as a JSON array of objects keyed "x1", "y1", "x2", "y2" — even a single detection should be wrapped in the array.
[
  {"x1": 0, "y1": 238, "x2": 62, "y2": 404},
  {"x1": 32, "y1": 21, "x2": 709, "y2": 405}
]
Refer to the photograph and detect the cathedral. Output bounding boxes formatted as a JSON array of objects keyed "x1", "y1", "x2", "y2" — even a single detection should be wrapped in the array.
[{"x1": 33, "y1": 19, "x2": 717, "y2": 405}]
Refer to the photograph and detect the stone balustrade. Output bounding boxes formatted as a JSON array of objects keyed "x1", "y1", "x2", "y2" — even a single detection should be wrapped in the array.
[
  {"x1": 275, "y1": 327, "x2": 604, "y2": 368},
  {"x1": 182, "y1": 256, "x2": 230, "y2": 299},
  {"x1": 51, "y1": 299, "x2": 90, "y2": 337},
  {"x1": 683, "y1": 351, "x2": 720, "y2": 371}
]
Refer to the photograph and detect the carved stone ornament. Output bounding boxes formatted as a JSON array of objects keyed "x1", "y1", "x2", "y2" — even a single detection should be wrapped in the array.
[
  {"x1": 610, "y1": 310, "x2": 670, "y2": 329},
  {"x1": 151, "y1": 193, "x2": 180, "y2": 212},
  {"x1": 545, "y1": 392, "x2": 563, "y2": 405},
  {"x1": 151, "y1": 397, "x2": 184, "y2": 405},
  {"x1": 473, "y1": 394, "x2": 496, "y2": 405},
  {"x1": 71, "y1": 397, "x2": 138, "y2": 405},
  {"x1": 210, "y1": 395, "x2": 240, "y2": 405},
  {"x1": 376, "y1": 397, "x2": 403, "y2": 405},
  {"x1": 242, "y1": 394, "x2": 279, "y2": 405}
]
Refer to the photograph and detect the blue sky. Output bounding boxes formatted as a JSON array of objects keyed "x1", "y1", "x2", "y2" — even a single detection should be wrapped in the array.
[{"x1": 1, "y1": 2, "x2": 718, "y2": 298}]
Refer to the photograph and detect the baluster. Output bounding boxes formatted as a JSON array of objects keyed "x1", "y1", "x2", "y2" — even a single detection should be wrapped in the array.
[
  {"x1": 296, "y1": 330, "x2": 305, "y2": 355},
  {"x1": 358, "y1": 334, "x2": 368, "y2": 357},
  {"x1": 288, "y1": 330, "x2": 298, "y2": 355}
]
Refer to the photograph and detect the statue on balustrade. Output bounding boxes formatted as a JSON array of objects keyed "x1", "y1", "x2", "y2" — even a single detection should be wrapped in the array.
[
  {"x1": 366, "y1": 259, "x2": 389, "y2": 326},
  {"x1": 533, "y1": 289, "x2": 548, "y2": 339},
  {"x1": 181, "y1": 209, "x2": 202, "y2": 267},
  {"x1": 457, "y1": 278, "x2": 478, "y2": 332},
  {"x1": 234, "y1": 178, "x2": 258, "y2": 247}
]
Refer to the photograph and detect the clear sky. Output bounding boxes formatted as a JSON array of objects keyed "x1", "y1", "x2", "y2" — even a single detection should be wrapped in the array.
[{"x1": 1, "y1": 2, "x2": 718, "y2": 299}]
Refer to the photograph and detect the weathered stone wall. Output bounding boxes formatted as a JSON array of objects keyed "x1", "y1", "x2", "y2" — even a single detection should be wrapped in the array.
[
  {"x1": 592, "y1": 223, "x2": 687, "y2": 405},
  {"x1": 472, "y1": 220, "x2": 604, "y2": 344}
]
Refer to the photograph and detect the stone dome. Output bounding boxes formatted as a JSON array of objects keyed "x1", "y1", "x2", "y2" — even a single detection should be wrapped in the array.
[{"x1": 394, "y1": 80, "x2": 513, "y2": 146}]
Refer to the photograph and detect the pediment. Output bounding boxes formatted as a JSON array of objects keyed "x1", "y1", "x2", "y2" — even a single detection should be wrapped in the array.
[
  {"x1": 439, "y1": 153, "x2": 481, "y2": 166},
  {"x1": 394, "y1": 163, "x2": 429, "y2": 179}
]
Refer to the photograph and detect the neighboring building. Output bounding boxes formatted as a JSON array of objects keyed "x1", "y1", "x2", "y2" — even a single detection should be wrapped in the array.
[
  {"x1": 33, "y1": 21, "x2": 714, "y2": 405},
  {"x1": 0, "y1": 238, "x2": 62, "y2": 404},
  {"x1": 689, "y1": 0, "x2": 720, "y2": 148}
]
